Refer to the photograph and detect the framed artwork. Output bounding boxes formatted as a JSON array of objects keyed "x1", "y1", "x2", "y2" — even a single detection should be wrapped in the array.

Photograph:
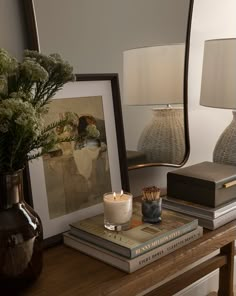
[{"x1": 28, "y1": 74, "x2": 129, "y2": 240}]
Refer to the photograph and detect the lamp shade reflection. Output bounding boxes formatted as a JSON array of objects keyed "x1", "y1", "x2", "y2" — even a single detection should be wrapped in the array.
[
  {"x1": 123, "y1": 44, "x2": 185, "y2": 164},
  {"x1": 123, "y1": 44, "x2": 185, "y2": 105}
]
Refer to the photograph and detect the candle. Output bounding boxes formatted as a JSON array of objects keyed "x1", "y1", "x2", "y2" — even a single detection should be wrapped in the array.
[{"x1": 103, "y1": 191, "x2": 133, "y2": 231}]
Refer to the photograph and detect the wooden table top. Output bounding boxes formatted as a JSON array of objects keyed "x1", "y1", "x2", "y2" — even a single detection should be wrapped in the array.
[{"x1": 22, "y1": 219, "x2": 236, "y2": 296}]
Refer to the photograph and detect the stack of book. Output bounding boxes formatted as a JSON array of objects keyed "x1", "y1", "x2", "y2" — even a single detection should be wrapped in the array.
[
  {"x1": 63, "y1": 202, "x2": 203, "y2": 273},
  {"x1": 165, "y1": 161, "x2": 236, "y2": 230},
  {"x1": 162, "y1": 196, "x2": 236, "y2": 230}
]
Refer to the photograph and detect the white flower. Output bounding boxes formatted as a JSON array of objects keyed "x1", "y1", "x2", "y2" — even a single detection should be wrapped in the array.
[
  {"x1": 0, "y1": 48, "x2": 17, "y2": 75},
  {"x1": 0, "y1": 98, "x2": 43, "y2": 139},
  {"x1": 20, "y1": 58, "x2": 48, "y2": 82},
  {"x1": 0, "y1": 48, "x2": 74, "y2": 173}
]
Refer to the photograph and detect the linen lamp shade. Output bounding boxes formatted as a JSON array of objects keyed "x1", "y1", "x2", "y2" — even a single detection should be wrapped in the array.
[
  {"x1": 200, "y1": 38, "x2": 236, "y2": 109},
  {"x1": 200, "y1": 38, "x2": 236, "y2": 165},
  {"x1": 123, "y1": 44, "x2": 185, "y2": 106},
  {"x1": 123, "y1": 44, "x2": 185, "y2": 164}
]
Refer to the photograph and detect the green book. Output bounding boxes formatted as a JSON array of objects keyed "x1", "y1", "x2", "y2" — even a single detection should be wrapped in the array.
[
  {"x1": 70, "y1": 202, "x2": 198, "y2": 259},
  {"x1": 64, "y1": 227, "x2": 203, "y2": 273}
]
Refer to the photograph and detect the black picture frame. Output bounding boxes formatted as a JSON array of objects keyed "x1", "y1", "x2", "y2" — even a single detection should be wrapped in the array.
[{"x1": 27, "y1": 74, "x2": 129, "y2": 245}]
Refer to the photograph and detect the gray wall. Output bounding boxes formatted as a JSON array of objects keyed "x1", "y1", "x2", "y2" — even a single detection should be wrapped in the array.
[
  {"x1": 0, "y1": 0, "x2": 27, "y2": 59},
  {"x1": 34, "y1": 0, "x2": 189, "y2": 73}
]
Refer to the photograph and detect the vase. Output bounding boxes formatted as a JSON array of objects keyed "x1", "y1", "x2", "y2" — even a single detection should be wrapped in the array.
[
  {"x1": 0, "y1": 169, "x2": 43, "y2": 291},
  {"x1": 213, "y1": 110, "x2": 236, "y2": 166}
]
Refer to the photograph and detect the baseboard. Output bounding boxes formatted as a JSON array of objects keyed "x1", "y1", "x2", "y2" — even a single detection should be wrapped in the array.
[{"x1": 174, "y1": 256, "x2": 236, "y2": 296}]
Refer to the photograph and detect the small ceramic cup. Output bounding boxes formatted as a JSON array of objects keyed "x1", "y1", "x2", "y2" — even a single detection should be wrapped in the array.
[
  {"x1": 141, "y1": 198, "x2": 162, "y2": 223},
  {"x1": 141, "y1": 186, "x2": 162, "y2": 223}
]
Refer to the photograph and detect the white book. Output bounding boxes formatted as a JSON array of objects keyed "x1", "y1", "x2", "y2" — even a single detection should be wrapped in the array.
[
  {"x1": 163, "y1": 204, "x2": 236, "y2": 230},
  {"x1": 63, "y1": 226, "x2": 203, "y2": 273},
  {"x1": 194, "y1": 209, "x2": 236, "y2": 230},
  {"x1": 162, "y1": 196, "x2": 236, "y2": 220}
]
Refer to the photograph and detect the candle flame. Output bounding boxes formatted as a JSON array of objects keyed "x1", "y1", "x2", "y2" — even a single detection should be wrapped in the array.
[
  {"x1": 113, "y1": 192, "x2": 116, "y2": 200},
  {"x1": 120, "y1": 190, "x2": 124, "y2": 197}
]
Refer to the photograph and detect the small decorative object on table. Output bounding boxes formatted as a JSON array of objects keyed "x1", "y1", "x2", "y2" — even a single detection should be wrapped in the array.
[
  {"x1": 0, "y1": 48, "x2": 74, "y2": 288},
  {"x1": 142, "y1": 186, "x2": 162, "y2": 223},
  {"x1": 103, "y1": 190, "x2": 133, "y2": 231}
]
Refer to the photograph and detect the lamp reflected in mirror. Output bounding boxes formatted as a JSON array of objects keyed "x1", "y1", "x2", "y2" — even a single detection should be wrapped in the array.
[
  {"x1": 200, "y1": 38, "x2": 236, "y2": 166},
  {"x1": 23, "y1": 0, "x2": 194, "y2": 170},
  {"x1": 123, "y1": 44, "x2": 185, "y2": 164}
]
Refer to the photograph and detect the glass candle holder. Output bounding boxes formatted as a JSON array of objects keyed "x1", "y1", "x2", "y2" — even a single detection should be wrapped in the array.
[{"x1": 103, "y1": 192, "x2": 133, "y2": 231}]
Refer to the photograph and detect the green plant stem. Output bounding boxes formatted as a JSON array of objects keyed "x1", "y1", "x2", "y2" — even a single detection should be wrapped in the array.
[{"x1": 9, "y1": 133, "x2": 24, "y2": 170}]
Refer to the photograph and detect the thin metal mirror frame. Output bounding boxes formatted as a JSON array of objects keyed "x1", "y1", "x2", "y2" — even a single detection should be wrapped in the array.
[
  {"x1": 22, "y1": 0, "x2": 194, "y2": 171},
  {"x1": 128, "y1": 0, "x2": 194, "y2": 170}
]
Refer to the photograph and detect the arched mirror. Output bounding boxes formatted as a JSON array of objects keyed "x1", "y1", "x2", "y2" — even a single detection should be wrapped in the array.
[{"x1": 23, "y1": 0, "x2": 193, "y2": 170}]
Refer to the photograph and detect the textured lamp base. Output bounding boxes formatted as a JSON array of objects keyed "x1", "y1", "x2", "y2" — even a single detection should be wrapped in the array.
[
  {"x1": 137, "y1": 108, "x2": 185, "y2": 164},
  {"x1": 213, "y1": 110, "x2": 236, "y2": 166}
]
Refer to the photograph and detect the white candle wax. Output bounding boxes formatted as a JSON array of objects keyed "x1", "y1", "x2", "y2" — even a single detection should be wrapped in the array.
[{"x1": 103, "y1": 192, "x2": 133, "y2": 225}]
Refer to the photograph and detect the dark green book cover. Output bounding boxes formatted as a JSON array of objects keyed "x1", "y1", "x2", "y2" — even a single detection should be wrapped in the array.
[{"x1": 70, "y1": 202, "x2": 198, "y2": 258}]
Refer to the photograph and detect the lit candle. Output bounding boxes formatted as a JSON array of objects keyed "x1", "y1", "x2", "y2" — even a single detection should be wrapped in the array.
[{"x1": 103, "y1": 191, "x2": 133, "y2": 230}]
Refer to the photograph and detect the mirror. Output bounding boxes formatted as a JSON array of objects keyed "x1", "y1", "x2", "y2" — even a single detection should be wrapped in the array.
[{"x1": 24, "y1": 0, "x2": 193, "y2": 169}]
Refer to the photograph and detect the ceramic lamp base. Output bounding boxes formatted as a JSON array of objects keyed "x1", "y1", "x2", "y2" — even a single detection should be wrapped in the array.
[
  {"x1": 213, "y1": 110, "x2": 236, "y2": 165},
  {"x1": 137, "y1": 108, "x2": 185, "y2": 164}
]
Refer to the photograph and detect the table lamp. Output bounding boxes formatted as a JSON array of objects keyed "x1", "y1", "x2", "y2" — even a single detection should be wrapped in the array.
[
  {"x1": 123, "y1": 44, "x2": 185, "y2": 164},
  {"x1": 200, "y1": 38, "x2": 236, "y2": 166}
]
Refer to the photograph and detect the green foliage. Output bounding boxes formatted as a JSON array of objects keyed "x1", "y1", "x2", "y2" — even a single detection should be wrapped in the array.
[{"x1": 0, "y1": 48, "x2": 75, "y2": 173}]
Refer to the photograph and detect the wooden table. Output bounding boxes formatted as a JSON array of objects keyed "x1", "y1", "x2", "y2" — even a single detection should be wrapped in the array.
[{"x1": 21, "y1": 220, "x2": 236, "y2": 296}]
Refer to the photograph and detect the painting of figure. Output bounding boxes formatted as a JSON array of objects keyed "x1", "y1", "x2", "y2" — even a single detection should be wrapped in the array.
[{"x1": 42, "y1": 96, "x2": 112, "y2": 219}]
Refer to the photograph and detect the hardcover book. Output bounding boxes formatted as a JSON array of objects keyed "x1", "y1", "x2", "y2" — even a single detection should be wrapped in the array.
[
  {"x1": 189, "y1": 209, "x2": 236, "y2": 230},
  {"x1": 162, "y1": 196, "x2": 236, "y2": 220},
  {"x1": 69, "y1": 202, "x2": 198, "y2": 258},
  {"x1": 64, "y1": 226, "x2": 203, "y2": 273},
  {"x1": 163, "y1": 197, "x2": 236, "y2": 230}
]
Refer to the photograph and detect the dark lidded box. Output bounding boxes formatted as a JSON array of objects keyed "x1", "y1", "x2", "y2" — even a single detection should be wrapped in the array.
[{"x1": 167, "y1": 161, "x2": 236, "y2": 207}]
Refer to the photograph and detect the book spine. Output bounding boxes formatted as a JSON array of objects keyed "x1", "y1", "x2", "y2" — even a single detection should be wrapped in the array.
[
  {"x1": 131, "y1": 219, "x2": 198, "y2": 258},
  {"x1": 162, "y1": 203, "x2": 213, "y2": 220},
  {"x1": 64, "y1": 227, "x2": 203, "y2": 273},
  {"x1": 70, "y1": 228, "x2": 130, "y2": 258},
  {"x1": 162, "y1": 198, "x2": 216, "y2": 219},
  {"x1": 198, "y1": 209, "x2": 236, "y2": 230},
  {"x1": 163, "y1": 198, "x2": 236, "y2": 220},
  {"x1": 64, "y1": 234, "x2": 131, "y2": 272},
  {"x1": 129, "y1": 226, "x2": 202, "y2": 272}
]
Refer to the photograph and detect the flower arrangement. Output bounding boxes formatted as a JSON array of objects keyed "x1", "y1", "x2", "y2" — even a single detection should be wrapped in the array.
[{"x1": 0, "y1": 48, "x2": 75, "y2": 173}]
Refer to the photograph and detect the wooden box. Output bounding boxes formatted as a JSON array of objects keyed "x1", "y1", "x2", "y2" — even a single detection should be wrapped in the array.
[{"x1": 167, "y1": 161, "x2": 236, "y2": 207}]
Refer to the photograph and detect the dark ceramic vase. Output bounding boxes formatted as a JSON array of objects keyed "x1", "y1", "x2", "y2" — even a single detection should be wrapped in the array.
[{"x1": 0, "y1": 169, "x2": 43, "y2": 292}]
